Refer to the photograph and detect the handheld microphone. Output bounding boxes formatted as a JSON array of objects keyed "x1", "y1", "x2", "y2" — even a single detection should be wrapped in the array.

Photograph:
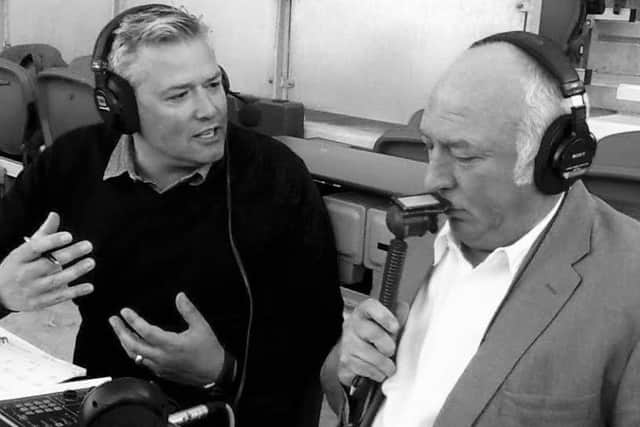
[
  {"x1": 377, "y1": 193, "x2": 450, "y2": 311},
  {"x1": 345, "y1": 194, "x2": 449, "y2": 427}
]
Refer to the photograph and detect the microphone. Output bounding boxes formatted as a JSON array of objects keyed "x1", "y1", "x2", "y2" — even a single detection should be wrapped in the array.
[
  {"x1": 346, "y1": 194, "x2": 450, "y2": 427},
  {"x1": 228, "y1": 91, "x2": 262, "y2": 127}
]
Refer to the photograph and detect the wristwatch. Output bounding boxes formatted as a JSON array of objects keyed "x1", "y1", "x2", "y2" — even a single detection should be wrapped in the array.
[{"x1": 202, "y1": 349, "x2": 237, "y2": 391}]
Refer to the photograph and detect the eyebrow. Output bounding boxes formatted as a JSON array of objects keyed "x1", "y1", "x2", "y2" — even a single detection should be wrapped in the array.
[
  {"x1": 420, "y1": 132, "x2": 473, "y2": 150},
  {"x1": 163, "y1": 70, "x2": 222, "y2": 93}
]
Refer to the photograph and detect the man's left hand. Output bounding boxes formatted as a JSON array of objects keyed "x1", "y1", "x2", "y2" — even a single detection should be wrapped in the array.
[{"x1": 109, "y1": 291, "x2": 224, "y2": 387}]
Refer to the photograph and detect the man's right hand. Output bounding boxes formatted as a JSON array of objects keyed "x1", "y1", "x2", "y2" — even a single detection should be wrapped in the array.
[
  {"x1": 337, "y1": 298, "x2": 409, "y2": 387},
  {"x1": 0, "y1": 212, "x2": 95, "y2": 312}
]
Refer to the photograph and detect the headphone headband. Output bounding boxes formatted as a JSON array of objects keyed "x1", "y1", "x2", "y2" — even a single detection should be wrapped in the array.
[
  {"x1": 473, "y1": 31, "x2": 585, "y2": 99},
  {"x1": 91, "y1": 4, "x2": 173, "y2": 73},
  {"x1": 471, "y1": 31, "x2": 596, "y2": 195},
  {"x1": 90, "y1": 3, "x2": 205, "y2": 134}
]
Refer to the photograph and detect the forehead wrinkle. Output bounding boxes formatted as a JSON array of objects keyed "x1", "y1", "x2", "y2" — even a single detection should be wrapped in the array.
[
  {"x1": 135, "y1": 39, "x2": 218, "y2": 95},
  {"x1": 164, "y1": 69, "x2": 221, "y2": 92}
]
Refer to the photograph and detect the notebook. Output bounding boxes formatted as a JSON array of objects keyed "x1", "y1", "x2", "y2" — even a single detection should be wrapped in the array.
[{"x1": 0, "y1": 326, "x2": 86, "y2": 400}]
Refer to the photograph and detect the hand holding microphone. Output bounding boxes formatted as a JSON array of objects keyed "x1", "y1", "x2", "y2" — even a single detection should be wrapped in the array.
[{"x1": 339, "y1": 194, "x2": 449, "y2": 426}]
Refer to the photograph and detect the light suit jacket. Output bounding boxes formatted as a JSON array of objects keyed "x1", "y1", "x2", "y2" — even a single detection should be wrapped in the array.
[{"x1": 353, "y1": 181, "x2": 640, "y2": 427}]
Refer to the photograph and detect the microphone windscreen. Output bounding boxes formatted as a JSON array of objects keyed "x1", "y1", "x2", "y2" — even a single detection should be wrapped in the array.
[{"x1": 238, "y1": 103, "x2": 262, "y2": 127}]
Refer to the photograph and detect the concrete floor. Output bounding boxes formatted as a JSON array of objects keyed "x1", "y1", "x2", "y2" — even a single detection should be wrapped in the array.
[{"x1": 0, "y1": 301, "x2": 338, "y2": 426}]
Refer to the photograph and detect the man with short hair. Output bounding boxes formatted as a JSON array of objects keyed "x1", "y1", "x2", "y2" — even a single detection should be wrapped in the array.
[
  {"x1": 322, "y1": 35, "x2": 640, "y2": 426},
  {"x1": 0, "y1": 6, "x2": 342, "y2": 426}
]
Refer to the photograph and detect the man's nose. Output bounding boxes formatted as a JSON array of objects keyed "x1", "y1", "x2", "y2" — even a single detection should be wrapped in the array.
[
  {"x1": 194, "y1": 89, "x2": 219, "y2": 119},
  {"x1": 423, "y1": 150, "x2": 454, "y2": 193}
]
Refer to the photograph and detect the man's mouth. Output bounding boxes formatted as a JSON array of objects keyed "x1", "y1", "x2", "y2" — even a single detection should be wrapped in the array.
[
  {"x1": 446, "y1": 207, "x2": 464, "y2": 219},
  {"x1": 193, "y1": 126, "x2": 220, "y2": 139}
]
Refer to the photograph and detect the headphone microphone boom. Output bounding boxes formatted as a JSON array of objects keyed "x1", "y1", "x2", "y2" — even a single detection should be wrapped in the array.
[
  {"x1": 226, "y1": 89, "x2": 262, "y2": 128},
  {"x1": 218, "y1": 65, "x2": 261, "y2": 128}
]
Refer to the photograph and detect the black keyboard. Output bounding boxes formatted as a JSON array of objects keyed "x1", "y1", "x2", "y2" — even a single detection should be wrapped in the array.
[{"x1": 0, "y1": 387, "x2": 93, "y2": 427}]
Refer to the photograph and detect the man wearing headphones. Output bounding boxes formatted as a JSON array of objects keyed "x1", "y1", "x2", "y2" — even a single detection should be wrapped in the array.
[
  {"x1": 0, "y1": 5, "x2": 343, "y2": 426},
  {"x1": 322, "y1": 32, "x2": 640, "y2": 426}
]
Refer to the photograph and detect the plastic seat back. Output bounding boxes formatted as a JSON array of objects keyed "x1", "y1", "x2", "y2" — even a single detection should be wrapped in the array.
[
  {"x1": 0, "y1": 58, "x2": 36, "y2": 156},
  {"x1": 68, "y1": 55, "x2": 93, "y2": 78},
  {"x1": 584, "y1": 131, "x2": 640, "y2": 221},
  {"x1": 373, "y1": 109, "x2": 426, "y2": 162},
  {"x1": 0, "y1": 43, "x2": 67, "y2": 72},
  {"x1": 37, "y1": 67, "x2": 102, "y2": 145}
]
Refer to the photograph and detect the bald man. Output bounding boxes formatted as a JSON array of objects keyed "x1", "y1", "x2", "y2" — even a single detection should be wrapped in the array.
[{"x1": 322, "y1": 33, "x2": 640, "y2": 427}]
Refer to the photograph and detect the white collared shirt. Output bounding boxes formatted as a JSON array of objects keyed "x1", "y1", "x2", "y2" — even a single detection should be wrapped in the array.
[{"x1": 373, "y1": 195, "x2": 564, "y2": 427}]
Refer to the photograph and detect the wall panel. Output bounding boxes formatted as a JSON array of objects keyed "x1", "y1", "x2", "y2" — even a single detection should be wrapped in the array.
[
  {"x1": 9, "y1": 0, "x2": 113, "y2": 62},
  {"x1": 289, "y1": 0, "x2": 528, "y2": 123},
  {"x1": 121, "y1": 0, "x2": 277, "y2": 97}
]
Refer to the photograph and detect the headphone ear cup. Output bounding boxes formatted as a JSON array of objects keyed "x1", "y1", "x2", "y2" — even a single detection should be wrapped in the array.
[
  {"x1": 219, "y1": 65, "x2": 231, "y2": 94},
  {"x1": 105, "y1": 72, "x2": 141, "y2": 134},
  {"x1": 78, "y1": 378, "x2": 170, "y2": 427},
  {"x1": 534, "y1": 114, "x2": 574, "y2": 195}
]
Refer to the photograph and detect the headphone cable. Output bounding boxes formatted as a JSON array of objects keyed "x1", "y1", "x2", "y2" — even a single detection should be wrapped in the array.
[{"x1": 224, "y1": 133, "x2": 254, "y2": 412}]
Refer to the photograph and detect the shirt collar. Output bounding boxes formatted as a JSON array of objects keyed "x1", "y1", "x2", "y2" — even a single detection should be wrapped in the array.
[
  {"x1": 103, "y1": 134, "x2": 212, "y2": 193},
  {"x1": 433, "y1": 194, "x2": 565, "y2": 273}
]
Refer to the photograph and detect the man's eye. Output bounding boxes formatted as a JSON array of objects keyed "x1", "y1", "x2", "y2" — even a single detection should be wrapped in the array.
[
  {"x1": 168, "y1": 91, "x2": 187, "y2": 101},
  {"x1": 455, "y1": 156, "x2": 478, "y2": 163},
  {"x1": 421, "y1": 137, "x2": 434, "y2": 152},
  {"x1": 207, "y1": 81, "x2": 221, "y2": 89}
]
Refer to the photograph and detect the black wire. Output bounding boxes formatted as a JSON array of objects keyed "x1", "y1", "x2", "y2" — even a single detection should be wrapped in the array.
[{"x1": 224, "y1": 134, "x2": 254, "y2": 412}]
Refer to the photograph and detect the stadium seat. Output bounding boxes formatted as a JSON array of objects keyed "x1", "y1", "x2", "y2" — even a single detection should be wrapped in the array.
[
  {"x1": 584, "y1": 131, "x2": 640, "y2": 221},
  {"x1": 0, "y1": 43, "x2": 67, "y2": 73},
  {"x1": 0, "y1": 58, "x2": 37, "y2": 158},
  {"x1": 373, "y1": 109, "x2": 426, "y2": 162},
  {"x1": 37, "y1": 67, "x2": 102, "y2": 145},
  {"x1": 68, "y1": 55, "x2": 93, "y2": 78}
]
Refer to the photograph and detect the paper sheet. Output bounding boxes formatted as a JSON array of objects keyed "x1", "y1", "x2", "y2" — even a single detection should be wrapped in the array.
[
  {"x1": 0, "y1": 377, "x2": 111, "y2": 401},
  {"x1": 0, "y1": 326, "x2": 86, "y2": 399}
]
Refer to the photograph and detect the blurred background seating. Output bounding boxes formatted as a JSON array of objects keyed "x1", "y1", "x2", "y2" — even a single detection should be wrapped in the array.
[
  {"x1": 36, "y1": 66, "x2": 102, "y2": 147},
  {"x1": 0, "y1": 58, "x2": 38, "y2": 162}
]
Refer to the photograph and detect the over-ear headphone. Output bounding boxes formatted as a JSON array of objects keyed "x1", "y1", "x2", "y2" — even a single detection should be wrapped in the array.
[
  {"x1": 78, "y1": 377, "x2": 170, "y2": 427},
  {"x1": 91, "y1": 4, "x2": 232, "y2": 134},
  {"x1": 473, "y1": 31, "x2": 597, "y2": 195}
]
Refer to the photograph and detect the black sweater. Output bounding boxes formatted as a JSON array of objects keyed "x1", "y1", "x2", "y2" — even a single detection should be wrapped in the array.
[{"x1": 0, "y1": 123, "x2": 343, "y2": 426}]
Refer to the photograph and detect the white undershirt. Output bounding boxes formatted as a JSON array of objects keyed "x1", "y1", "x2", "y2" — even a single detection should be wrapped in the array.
[{"x1": 372, "y1": 195, "x2": 564, "y2": 427}]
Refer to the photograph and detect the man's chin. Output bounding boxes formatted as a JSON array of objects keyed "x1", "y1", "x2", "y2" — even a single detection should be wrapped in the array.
[
  {"x1": 448, "y1": 220, "x2": 479, "y2": 244},
  {"x1": 196, "y1": 143, "x2": 225, "y2": 164}
]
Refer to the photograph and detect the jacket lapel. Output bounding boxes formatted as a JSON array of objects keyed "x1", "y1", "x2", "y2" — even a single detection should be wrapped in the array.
[{"x1": 434, "y1": 182, "x2": 594, "y2": 427}]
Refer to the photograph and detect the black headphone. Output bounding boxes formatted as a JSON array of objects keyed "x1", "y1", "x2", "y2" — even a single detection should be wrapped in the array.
[
  {"x1": 91, "y1": 4, "x2": 232, "y2": 134},
  {"x1": 77, "y1": 378, "x2": 170, "y2": 427},
  {"x1": 473, "y1": 31, "x2": 597, "y2": 195}
]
